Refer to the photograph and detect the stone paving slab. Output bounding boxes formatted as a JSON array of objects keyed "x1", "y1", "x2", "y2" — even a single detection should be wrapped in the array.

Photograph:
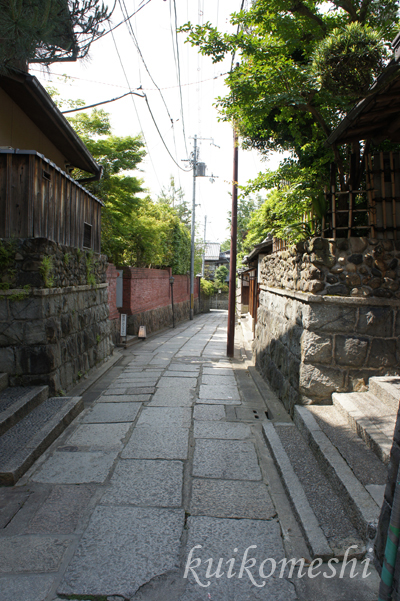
[
  {"x1": 101, "y1": 460, "x2": 183, "y2": 507},
  {"x1": 136, "y1": 407, "x2": 191, "y2": 428},
  {"x1": 196, "y1": 398, "x2": 241, "y2": 406},
  {"x1": 0, "y1": 536, "x2": 69, "y2": 573},
  {"x1": 81, "y1": 402, "x2": 142, "y2": 424},
  {"x1": 190, "y1": 478, "x2": 276, "y2": 519},
  {"x1": 163, "y1": 371, "x2": 199, "y2": 378},
  {"x1": 0, "y1": 574, "x2": 56, "y2": 601},
  {"x1": 65, "y1": 423, "x2": 131, "y2": 450},
  {"x1": 122, "y1": 426, "x2": 189, "y2": 460},
  {"x1": 194, "y1": 421, "x2": 252, "y2": 440},
  {"x1": 156, "y1": 377, "x2": 197, "y2": 388},
  {"x1": 26, "y1": 485, "x2": 95, "y2": 534},
  {"x1": 58, "y1": 506, "x2": 185, "y2": 598},
  {"x1": 179, "y1": 516, "x2": 296, "y2": 601},
  {"x1": 201, "y1": 375, "x2": 236, "y2": 386},
  {"x1": 193, "y1": 405, "x2": 226, "y2": 421},
  {"x1": 202, "y1": 368, "x2": 234, "y2": 376},
  {"x1": 149, "y1": 388, "x2": 194, "y2": 407},
  {"x1": 167, "y1": 364, "x2": 200, "y2": 372},
  {"x1": 199, "y1": 385, "x2": 240, "y2": 401},
  {"x1": 32, "y1": 450, "x2": 118, "y2": 484},
  {"x1": 126, "y1": 386, "x2": 156, "y2": 395},
  {"x1": 192, "y1": 439, "x2": 262, "y2": 480},
  {"x1": 98, "y1": 394, "x2": 151, "y2": 403},
  {"x1": 0, "y1": 488, "x2": 30, "y2": 528}
]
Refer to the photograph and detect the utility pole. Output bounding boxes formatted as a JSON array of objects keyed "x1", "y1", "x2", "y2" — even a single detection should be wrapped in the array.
[
  {"x1": 201, "y1": 215, "x2": 207, "y2": 277},
  {"x1": 189, "y1": 135, "x2": 197, "y2": 320},
  {"x1": 183, "y1": 136, "x2": 217, "y2": 320},
  {"x1": 227, "y1": 125, "x2": 239, "y2": 357}
]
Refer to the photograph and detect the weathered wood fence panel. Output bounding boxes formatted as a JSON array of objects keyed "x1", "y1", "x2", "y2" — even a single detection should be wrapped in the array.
[{"x1": 0, "y1": 150, "x2": 102, "y2": 251}]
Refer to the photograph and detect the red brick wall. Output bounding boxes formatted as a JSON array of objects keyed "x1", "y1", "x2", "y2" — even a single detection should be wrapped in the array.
[
  {"x1": 106, "y1": 264, "x2": 121, "y2": 321},
  {"x1": 107, "y1": 265, "x2": 199, "y2": 317}
]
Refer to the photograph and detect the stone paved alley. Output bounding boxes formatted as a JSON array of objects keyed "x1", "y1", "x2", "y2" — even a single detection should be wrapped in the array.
[{"x1": 0, "y1": 311, "x2": 382, "y2": 600}]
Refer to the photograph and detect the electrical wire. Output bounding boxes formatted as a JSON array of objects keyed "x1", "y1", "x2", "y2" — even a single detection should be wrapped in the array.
[
  {"x1": 109, "y1": 24, "x2": 161, "y2": 188},
  {"x1": 61, "y1": 90, "x2": 144, "y2": 113},
  {"x1": 118, "y1": 0, "x2": 175, "y2": 129},
  {"x1": 230, "y1": 0, "x2": 245, "y2": 72},
  {"x1": 172, "y1": 0, "x2": 189, "y2": 158},
  {"x1": 31, "y1": 68, "x2": 227, "y2": 91},
  {"x1": 143, "y1": 93, "x2": 191, "y2": 172},
  {"x1": 108, "y1": 21, "x2": 190, "y2": 174},
  {"x1": 79, "y1": 0, "x2": 153, "y2": 46}
]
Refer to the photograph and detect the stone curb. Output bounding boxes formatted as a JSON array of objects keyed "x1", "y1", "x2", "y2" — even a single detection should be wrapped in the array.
[
  {"x1": 293, "y1": 405, "x2": 379, "y2": 537},
  {"x1": 332, "y1": 392, "x2": 392, "y2": 464},
  {"x1": 248, "y1": 367, "x2": 292, "y2": 423},
  {"x1": 262, "y1": 420, "x2": 333, "y2": 560}
]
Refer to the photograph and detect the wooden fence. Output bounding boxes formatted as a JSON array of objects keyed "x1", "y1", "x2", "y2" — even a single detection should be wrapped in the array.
[
  {"x1": 0, "y1": 150, "x2": 102, "y2": 252},
  {"x1": 323, "y1": 151, "x2": 400, "y2": 239}
]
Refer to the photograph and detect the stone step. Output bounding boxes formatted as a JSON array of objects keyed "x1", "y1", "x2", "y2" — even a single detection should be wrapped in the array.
[
  {"x1": 0, "y1": 373, "x2": 8, "y2": 393},
  {"x1": 0, "y1": 385, "x2": 49, "y2": 436},
  {"x1": 262, "y1": 421, "x2": 365, "y2": 561},
  {"x1": 332, "y1": 391, "x2": 396, "y2": 464},
  {"x1": 369, "y1": 376, "x2": 400, "y2": 412},
  {"x1": 0, "y1": 396, "x2": 83, "y2": 486},
  {"x1": 294, "y1": 405, "x2": 385, "y2": 538}
]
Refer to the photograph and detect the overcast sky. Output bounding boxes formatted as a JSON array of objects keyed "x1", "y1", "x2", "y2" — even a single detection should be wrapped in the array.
[{"x1": 34, "y1": 0, "x2": 283, "y2": 244}]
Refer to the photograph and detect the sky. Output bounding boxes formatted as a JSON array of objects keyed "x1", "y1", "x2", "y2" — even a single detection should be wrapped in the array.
[{"x1": 34, "y1": 0, "x2": 283, "y2": 244}]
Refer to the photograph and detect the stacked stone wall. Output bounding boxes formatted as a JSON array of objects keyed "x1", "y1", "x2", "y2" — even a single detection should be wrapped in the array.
[
  {"x1": 0, "y1": 284, "x2": 113, "y2": 394},
  {"x1": 0, "y1": 238, "x2": 107, "y2": 289},
  {"x1": 254, "y1": 253, "x2": 400, "y2": 412},
  {"x1": 261, "y1": 237, "x2": 400, "y2": 298}
]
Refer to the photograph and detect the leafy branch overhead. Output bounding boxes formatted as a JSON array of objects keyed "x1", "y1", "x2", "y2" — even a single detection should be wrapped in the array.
[
  {"x1": 54, "y1": 96, "x2": 192, "y2": 273},
  {"x1": 0, "y1": 0, "x2": 113, "y2": 73},
  {"x1": 180, "y1": 0, "x2": 399, "y2": 209}
]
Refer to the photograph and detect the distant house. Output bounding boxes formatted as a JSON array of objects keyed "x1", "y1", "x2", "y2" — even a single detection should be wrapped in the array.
[
  {"x1": 237, "y1": 236, "x2": 273, "y2": 338},
  {"x1": 0, "y1": 68, "x2": 103, "y2": 250},
  {"x1": 203, "y1": 242, "x2": 230, "y2": 281}
]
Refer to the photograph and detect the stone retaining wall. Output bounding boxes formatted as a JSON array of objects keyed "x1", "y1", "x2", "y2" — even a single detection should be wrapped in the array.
[
  {"x1": 254, "y1": 287, "x2": 400, "y2": 413},
  {"x1": 261, "y1": 237, "x2": 400, "y2": 299},
  {"x1": 0, "y1": 238, "x2": 108, "y2": 289},
  {"x1": 0, "y1": 284, "x2": 113, "y2": 394}
]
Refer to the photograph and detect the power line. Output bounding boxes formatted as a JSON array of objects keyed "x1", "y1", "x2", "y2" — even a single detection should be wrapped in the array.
[
  {"x1": 118, "y1": 0, "x2": 176, "y2": 131},
  {"x1": 230, "y1": 0, "x2": 245, "y2": 72},
  {"x1": 61, "y1": 90, "x2": 144, "y2": 114},
  {"x1": 32, "y1": 67, "x2": 227, "y2": 92},
  {"x1": 109, "y1": 23, "x2": 161, "y2": 189},
  {"x1": 80, "y1": 0, "x2": 153, "y2": 46},
  {"x1": 143, "y1": 93, "x2": 191, "y2": 172},
  {"x1": 172, "y1": 0, "x2": 189, "y2": 158},
  {"x1": 109, "y1": 22, "x2": 190, "y2": 175}
]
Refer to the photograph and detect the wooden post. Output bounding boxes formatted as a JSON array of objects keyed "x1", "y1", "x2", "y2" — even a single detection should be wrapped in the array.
[{"x1": 227, "y1": 126, "x2": 239, "y2": 358}]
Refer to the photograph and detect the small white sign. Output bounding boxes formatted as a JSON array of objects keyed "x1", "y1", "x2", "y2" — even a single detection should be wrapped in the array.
[{"x1": 120, "y1": 314, "x2": 127, "y2": 337}]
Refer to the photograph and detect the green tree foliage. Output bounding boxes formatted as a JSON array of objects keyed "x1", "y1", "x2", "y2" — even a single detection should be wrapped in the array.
[
  {"x1": 214, "y1": 264, "x2": 229, "y2": 287},
  {"x1": 180, "y1": 0, "x2": 399, "y2": 213},
  {"x1": 157, "y1": 176, "x2": 191, "y2": 226},
  {"x1": 0, "y1": 0, "x2": 112, "y2": 73},
  {"x1": 61, "y1": 104, "x2": 191, "y2": 272}
]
